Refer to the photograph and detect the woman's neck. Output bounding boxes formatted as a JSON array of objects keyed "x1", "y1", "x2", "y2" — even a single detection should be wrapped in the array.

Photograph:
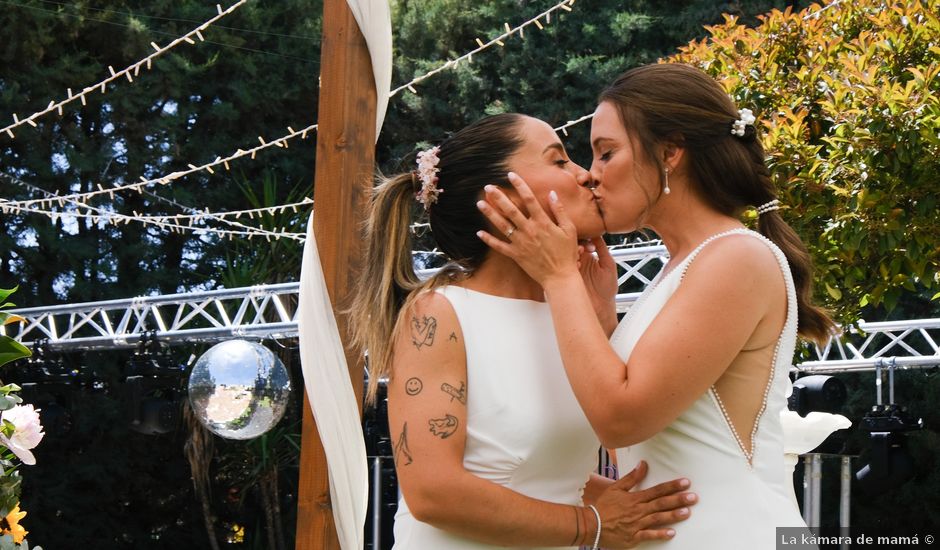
[
  {"x1": 458, "y1": 252, "x2": 546, "y2": 301},
  {"x1": 646, "y1": 195, "x2": 744, "y2": 266}
]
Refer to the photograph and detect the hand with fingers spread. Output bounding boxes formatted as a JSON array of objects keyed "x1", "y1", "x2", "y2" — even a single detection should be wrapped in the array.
[
  {"x1": 593, "y1": 461, "x2": 697, "y2": 548},
  {"x1": 476, "y1": 172, "x2": 584, "y2": 288}
]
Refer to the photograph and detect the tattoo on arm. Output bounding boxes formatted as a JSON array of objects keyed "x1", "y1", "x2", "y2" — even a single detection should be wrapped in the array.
[
  {"x1": 441, "y1": 381, "x2": 467, "y2": 405},
  {"x1": 449, "y1": 332, "x2": 458, "y2": 342},
  {"x1": 394, "y1": 423, "x2": 413, "y2": 467},
  {"x1": 411, "y1": 315, "x2": 438, "y2": 349},
  {"x1": 429, "y1": 414, "x2": 459, "y2": 439},
  {"x1": 405, "y1": 377, "x2": 423, "y2": 396}
]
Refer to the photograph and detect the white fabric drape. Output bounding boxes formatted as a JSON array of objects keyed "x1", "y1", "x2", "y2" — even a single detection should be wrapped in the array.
[
  {"x1": 345, "y1": 0, "x2": 392, "y2": 139},
  {"x1": 298, "y1": 213, "x2": 368, "y2": 550},
  {"x1": 297, "y1": 3, "x2": 391, "y2": 550}
]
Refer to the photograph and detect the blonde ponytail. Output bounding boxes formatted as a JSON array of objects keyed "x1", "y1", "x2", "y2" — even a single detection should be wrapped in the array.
[
  {"x1": 349, "y1": 173, "x2": 468, "y2": 405},
  {"x1": 350, "y1": 172, "x2": 418, "y2": 405}
]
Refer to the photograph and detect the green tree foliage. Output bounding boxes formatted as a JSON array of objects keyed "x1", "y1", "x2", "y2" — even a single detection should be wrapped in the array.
[
  {"x1": 380, "y1": 0, "x2": 801, "y2": 168},
  {"x1": 0, "y1": 288, "x2": 30, "y2": 367},
  {"x1": 672, "y1": 0, "x2": 940, "y2": 321},
  {"x1": 0, "y1": 0, "x2": 319, "y2": 305}
]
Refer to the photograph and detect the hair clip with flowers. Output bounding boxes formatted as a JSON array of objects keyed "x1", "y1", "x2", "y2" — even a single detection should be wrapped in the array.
[
  {"x1": 731, "y1": 108, "x2": 756, "y2": 137},
  {"x1": 414, "y1": 146, "x2": 442, "y2": 210}
]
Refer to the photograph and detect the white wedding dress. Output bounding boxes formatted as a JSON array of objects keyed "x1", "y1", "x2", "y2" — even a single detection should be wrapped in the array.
[
  {"x1": 612, "y1": 229, "x2": 813, "y2": 549},
  {"x1": 392, "y1": 286, "x2": 601, "y2": 549}
]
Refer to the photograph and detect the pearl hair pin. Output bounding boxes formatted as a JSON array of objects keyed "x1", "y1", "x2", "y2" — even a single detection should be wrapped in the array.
[{"x1": 756, "y1": 199, "x2": 781, "y2": 215}]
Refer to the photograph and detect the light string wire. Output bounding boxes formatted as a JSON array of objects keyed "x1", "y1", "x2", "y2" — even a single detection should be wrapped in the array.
[
  {"x1": 4, "y1": 170, "x2": 310, "y2": 239},
  {"x1": 389, "y1": 0, "x2": 577, "y2": 97},
  {"x1": 1, "y1": 172, "x2": 307, "y2": 241},
  {"x1": 553, "y1": 112, "x2": 595, "y2": 136},
  {"x1": 6, "y1": 177, "x2": 452, "y2": 243},
  {"x1": 0, "y1": 0, "x2": 583, "y2": 212},
  {"x1": 2, "y1": 122, "x2": 318, "y2": 210},
  {"x1": 0, "y1": 0, "x2": 248, "y2": 139},
  {"x1": 136, "y1": 186, "x2": 310, "y2": 225}
]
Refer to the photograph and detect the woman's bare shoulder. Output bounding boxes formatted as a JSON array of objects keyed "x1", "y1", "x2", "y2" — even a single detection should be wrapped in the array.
[{"x1": 680, "y1": 232, "x2": 784, "y2": 302}]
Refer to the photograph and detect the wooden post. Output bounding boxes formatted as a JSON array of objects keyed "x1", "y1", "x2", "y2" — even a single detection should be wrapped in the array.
[{"x1": 295, "y1": 0, "x2": 375, "y2": 548}]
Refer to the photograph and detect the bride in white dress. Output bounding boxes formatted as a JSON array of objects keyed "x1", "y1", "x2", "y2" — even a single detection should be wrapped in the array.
[
  {"x1": 351, "y1": 113, "x2": 696, "y2": 549},
  {"x1": 477, "y1": 63, "x2": 836, "y2": 548}
]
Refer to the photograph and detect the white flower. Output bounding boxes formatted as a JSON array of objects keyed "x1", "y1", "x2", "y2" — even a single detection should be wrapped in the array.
[{"x1": 0, "y1": 404, "x2": 44, "y2": 465}]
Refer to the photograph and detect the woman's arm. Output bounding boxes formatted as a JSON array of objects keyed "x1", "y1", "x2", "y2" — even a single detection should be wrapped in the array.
[
  {"x1": 389, "y1": 291, "x2": 695, "y2": 547},
  {"x1": 476, "y1": 174, "x2": 780, "y2": 448}
]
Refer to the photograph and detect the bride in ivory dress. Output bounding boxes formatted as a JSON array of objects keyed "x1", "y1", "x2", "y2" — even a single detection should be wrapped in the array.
[
  {"x1": 350, "y1": 113, "x2": 697, "y2": 549},
  {"x1": 476, "y1": 64, "x2": 837, "y2": 548}
]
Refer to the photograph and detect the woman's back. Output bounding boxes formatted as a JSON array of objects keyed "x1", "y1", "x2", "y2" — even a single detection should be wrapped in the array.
[{"x1": 612, "y1": 229, "x2": 809, "y2": 548}]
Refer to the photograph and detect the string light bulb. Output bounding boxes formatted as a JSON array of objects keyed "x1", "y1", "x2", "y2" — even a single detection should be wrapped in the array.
[{"x1": 0, "y1": 0, "x2": 248, "y2": 140}]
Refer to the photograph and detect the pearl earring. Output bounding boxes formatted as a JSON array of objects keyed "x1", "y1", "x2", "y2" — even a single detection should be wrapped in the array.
[{"x1": 663, "y1": 168, "x2": 671, "y2": 195}]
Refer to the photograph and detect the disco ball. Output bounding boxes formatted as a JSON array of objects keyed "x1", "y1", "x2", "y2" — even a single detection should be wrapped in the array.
[{"x1": 188, "y1": 339, "x2": 291, "y2": 440}]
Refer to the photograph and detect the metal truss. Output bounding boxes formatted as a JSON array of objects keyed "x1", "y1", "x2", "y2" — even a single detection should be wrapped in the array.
[
  {"x1": 3, "y1": 241, "x2": 938, "y2": 375},
  {"x1": 798, "y1": 318, "x2": 940, "y2": 374},
  {"x1": 2, "y1": 283, "x2": 300, "y2": 351},
  {"x1": 610, "y1": 244, "x2": 669, "y2": 312},
  {"x1": 0, "y1": 245, "x2": 668, "y2": 352}
]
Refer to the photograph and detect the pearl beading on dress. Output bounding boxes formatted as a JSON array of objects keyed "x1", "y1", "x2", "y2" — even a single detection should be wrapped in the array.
[{"x1": 675, "y1": 229, "x2": 798, "y2": 468}]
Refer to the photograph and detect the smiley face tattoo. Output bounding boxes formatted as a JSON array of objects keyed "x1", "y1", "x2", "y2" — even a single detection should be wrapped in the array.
[{"x1": 405, "y1": 377, "x2": 423, "y2": 396}]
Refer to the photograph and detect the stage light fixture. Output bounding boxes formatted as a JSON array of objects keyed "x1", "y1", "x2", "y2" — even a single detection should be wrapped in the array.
[
  {"x1": 787, "y1": 374, "x2": 849, "y2": 453},
  {"x1": 854, "y1": 404, "x2": 923, "y2": 496},
  {"x1": 788, "y1": 374, "x2": 847, "y2": 417},
  {"x1": 853, "y1": 359, "x2": 924, "y2": 496},
  {"x1": 20, "y1": 340, "x2": 79, "y2": 384}
]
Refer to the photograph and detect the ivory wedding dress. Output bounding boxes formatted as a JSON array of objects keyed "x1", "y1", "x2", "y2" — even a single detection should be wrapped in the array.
[
  {"x1": 392, "y1": 286, "x2": 600, "y2": 549},
  {"x1": 612, "y1": 229, "x2": 813, "y2": 549}
]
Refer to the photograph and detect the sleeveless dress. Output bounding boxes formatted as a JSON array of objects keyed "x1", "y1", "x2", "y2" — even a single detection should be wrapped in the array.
[
  {"x1": 392, "y1": 286, "x2": 601, "y2": 549},
  {"x1": 612, "y1": 229, "x2": 812, "y2": 549}
]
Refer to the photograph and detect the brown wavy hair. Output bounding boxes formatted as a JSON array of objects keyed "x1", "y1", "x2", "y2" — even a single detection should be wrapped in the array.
[{"x1": 599, "y1": 63, "x2": 835, "y2": 342}]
